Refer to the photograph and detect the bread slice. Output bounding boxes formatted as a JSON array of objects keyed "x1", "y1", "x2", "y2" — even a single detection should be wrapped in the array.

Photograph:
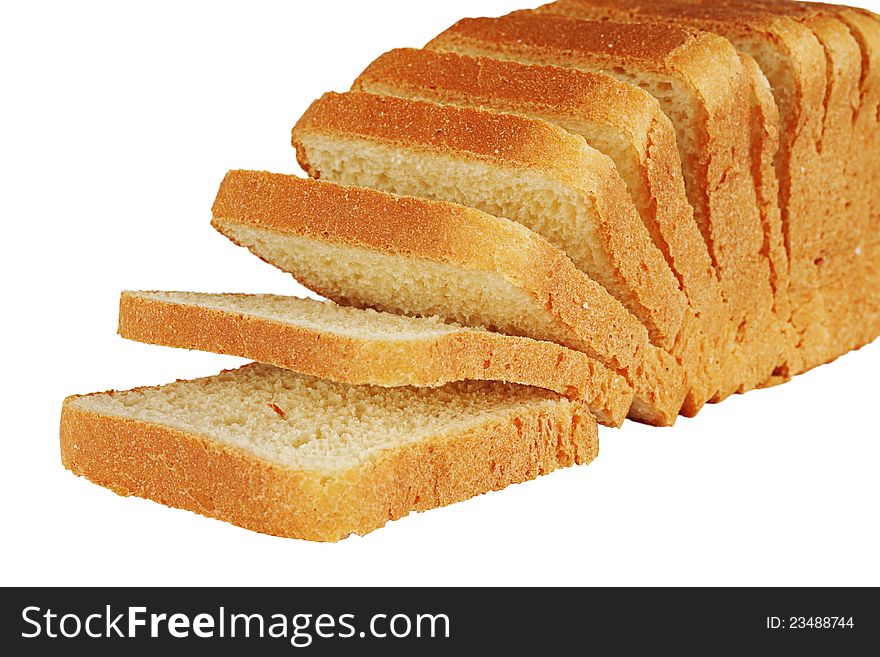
[
  {"x1": 541, "y1": 0, "x2": 876, "y2": 372},
  {"x1": 353, "y1": 48, "x2": 726, "y2": 413},
  {"x1": 211, "y1": 170, "x2": 688, "y2": 425},
  {"x1": 737, "y1": 50, "x2": 799, "y2": 383},
  {"x1": 291, "y1": 91, "x2": 706, "y2": 415},
  {"x1": 427, "y1": 11, "x2": 785, "y2": 401},
  {"x1": 118, "y1": 290, "x2": 633, "y2": 426},
  {"x1": 60, "y1": 363, "x2": 598, "y2": 541}
]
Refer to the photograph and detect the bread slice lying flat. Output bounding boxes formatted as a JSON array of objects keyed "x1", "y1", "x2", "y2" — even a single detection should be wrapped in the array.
[
  {"x1": 211, "y1": 171, "x2": 687, "y2": 425},
  {"x1": 118, "y1": 290, "x2": 633, "y2": 427},
  {"x1": 354, "y1": 48, "x2": 726, "y2": 413},
  {"x1": 60, "y1": 363, "x2": 598, "y2": 541},
  {"x1": 428, "y1": 11, "x2": 786, "y2": 401},
  {"x1": 291, "y1": 91, "x2": 707, "y2": 415}
]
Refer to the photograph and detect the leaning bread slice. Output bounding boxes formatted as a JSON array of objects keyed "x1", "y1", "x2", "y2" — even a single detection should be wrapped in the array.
[
  {"x1": 737, "y1": 51, "x2": 800, "y2": 384},
  {"x1": 353, "y1": 48, "x2": 727, "y2": 412},
  {"x1": 291, "y1": 92, "x2": 706, "y2": 415},
  {"x1": 61, "y1": 363, "x2": 598, "y2": 541},
  {"x1": 118, "y1": 291, "x2": 633, "y2": 426},
  {"x1": 211, "y1": 171, "x2": 687, "y2": 425},
  {"x1": 428, "y1": 12, "x2": 785, "y2": 400}
]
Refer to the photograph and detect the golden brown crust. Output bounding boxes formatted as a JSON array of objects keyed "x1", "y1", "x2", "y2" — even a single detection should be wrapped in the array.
[
  {"x1": 355, "y1": 48, "x2": 659, "y2": 142},
  {"x1": 354, "y1": 49, "x2": 723, "y2": 412},
  {"x1": 118, "y1": 291, "x2": 633, "y2": 427},
  {"x1": 428, "y1": 11, "x2": 782, "y2": 399},
  {"x1": 438, "y1": 11, "x2": 698, "y2": 70},
  {"x1": 212, "y1": 171, "x2": 686, "y2": 425},
  {"x1": 295, "y1": 92, "x2": 592, "y2": 189},
  {"x1": 60, "y1": 387, "x2": 598, "y2": 542}
]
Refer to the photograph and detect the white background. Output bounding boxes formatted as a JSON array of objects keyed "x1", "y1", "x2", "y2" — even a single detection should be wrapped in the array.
[{"x1": 2, "y1": 0, "x2": 878, "y2": 587}]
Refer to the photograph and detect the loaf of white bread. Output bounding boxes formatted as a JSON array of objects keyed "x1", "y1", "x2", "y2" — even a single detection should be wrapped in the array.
[{"x1": 61, "y1": 0, "x2": 879, "y2": 541}]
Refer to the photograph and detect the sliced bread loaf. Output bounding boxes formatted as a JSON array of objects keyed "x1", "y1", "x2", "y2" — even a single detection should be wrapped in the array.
[
  {"x1": 428, "y1": 11, "x2": 787, "y2": 400},
  {"x1": 732, "y1": 0, "x2": 880, "y2": 359},
  {"x1": 118, "y1": 290, "x2": 633, "y2": 426},
  {"x1": 211, "y1": 171, "x2": 688, "y2": 425},
  {"x1": 625, "y1": 0, "x2": 876, "y2": 243},
  {"x1": 353, "y1": 48, "x2": 726, "y2": 412},
  {"x1": 542, "y1": 0, "x2": 877, "y2": 372},
  {"x1": 291, "y1": 91, "x2": 708, "y2": 415},
  {"x1": 61, "y1": 363, "x2": 598, "y2": 541}
]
